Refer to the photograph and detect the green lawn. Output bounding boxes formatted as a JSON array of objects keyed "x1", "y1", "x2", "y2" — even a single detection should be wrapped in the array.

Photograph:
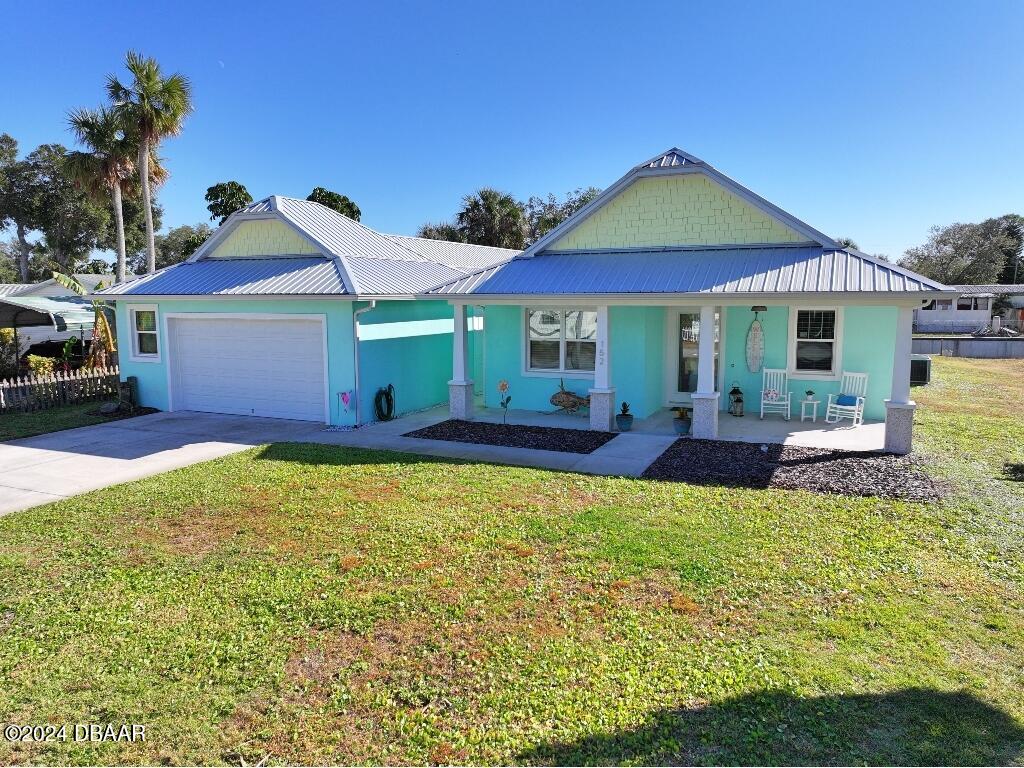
[
  {"x1": 0, "y1": 402, "x2": 118, "y2": 442},
  {"x1": 1, "y1": 358, "x2": 1022, "y2": 765}
]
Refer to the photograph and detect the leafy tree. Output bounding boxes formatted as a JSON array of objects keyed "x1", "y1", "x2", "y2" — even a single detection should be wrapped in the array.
[
  {"x1": 525, "y1": 187, "x2": 602, "y2": 245},
  {"x1": 107, "y1": 51, "x2": 193, "y2": 274},
  {"x1": 20, "y1": 145, "x2": 109, "y2": 273},
  {"x1": 133, "y1": 223, "x2": 212, "y2": 274},
  {"x1": 900, "y1": 222, "x2": 1011, "y2": 285},
  {"x1": 51, "y1": 272, "x2": 115, "y2": 368},
  {"x1": 65, "y1": 106, "x2": 138, "y2": 283},
  {"x1": 985, "y1": 214, "x2": 1024, "y2": 284},
  {"x1": 416, "y1": 221, "x2": 465, "y2": 242},
  {"x1": 205, "y1": 181, "x2": 252, "y2": 224},
  {"x1": 0, "y1": 240, "x2": 20, "y2": 282},
  {"x1": 456, "y1": 188, "x2": 526, "y2": 249},
  {"x1": 0, "y1": 135, "x2": 44, "y2": 281},
  {"x1": 834, "y1": 236, "x2": 859, "y2": 250},
  {"x1": 109, "y1": 192, "x2": 162, "y2": 268},
  {"x1": 307, "y1": 187, "x2": 360, "y2": 220}
]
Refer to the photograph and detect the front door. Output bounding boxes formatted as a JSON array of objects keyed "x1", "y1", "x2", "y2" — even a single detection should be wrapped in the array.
[{"x1": 665, "y1": 309, "x2": 719, "y2": 406}]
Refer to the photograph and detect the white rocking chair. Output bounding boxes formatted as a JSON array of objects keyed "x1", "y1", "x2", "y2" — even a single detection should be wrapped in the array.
[
  {"x1": 760, "y1": 368, "x2": 792, "y2": 420},
  {"x1": 825, "y1": 371, "x2": 869, "y2": 426}
]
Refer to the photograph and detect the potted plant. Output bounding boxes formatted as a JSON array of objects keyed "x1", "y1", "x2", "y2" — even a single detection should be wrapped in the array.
[
  {"x1": 672, "y1": 407, "x2": 691, "y2": 435},
  {"x1": 804, "y1": 389, "x2": 817, "y2": 402},
  {"x1": 615, "y1": 401, "x2": 634, "y2": 431}
]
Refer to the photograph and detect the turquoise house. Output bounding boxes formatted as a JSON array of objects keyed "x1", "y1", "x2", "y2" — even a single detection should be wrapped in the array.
[
  {"x1": 98, "y1": 196, "x2": 506, "y2": 427},
  {"x1": 428, "y1": 149, "x2": 955, "y2": 454},
  {"x1": 96, "y1": 148, "x2": 954, "y2": 454}
]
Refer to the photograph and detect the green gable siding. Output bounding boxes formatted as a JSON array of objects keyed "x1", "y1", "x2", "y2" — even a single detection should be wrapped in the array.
[
  {"x1": 549, "y1": 175, "x2": 806, "y2": 251},
  {"x1": 209, "y1": 219, "x2": 321, "y2": 258}
]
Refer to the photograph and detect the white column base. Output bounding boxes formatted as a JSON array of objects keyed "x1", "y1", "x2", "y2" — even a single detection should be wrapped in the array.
[
  {"x1": 884, "y1": 399, "x2": 916, "y2": 455},
  {"x1": 588, "y1": 388, "x2": 615, "y2": 432},
  {"x1": 449, "y1": 380, "x2": 475, "y2": 421},
  {"x1": 690, "y1": 392, "x2": 720, "y2": 439}
]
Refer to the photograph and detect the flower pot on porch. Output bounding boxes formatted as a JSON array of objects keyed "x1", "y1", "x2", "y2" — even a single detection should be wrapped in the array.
[
  {"x1": 673, "y1": 417, "x2": 691, "y2": 435},
  {"x1": 615, "y1": 413, "x2": 634, "y2": 431}
]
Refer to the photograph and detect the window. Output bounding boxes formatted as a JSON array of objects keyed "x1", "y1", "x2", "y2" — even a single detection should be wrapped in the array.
[
  {"x1": 957, "y1": 296, "x2": 973, "y2": 310},
  {"x1": 975, "y1": 297, "x2": 990, "y2": 311},
  {"x1": 130, "y1": 306, "x2": 159, "y2": 361},
  {"x1": 789, "y1": 308, "x2": 841, "y2": 377},
  {"x1": 525, "y1": 308, "x2": 597, "y2": 374},
  {"x1": 921, "y1": 300, "x2": 936, "y2": 310},
  {"x1": 935, "y1": 299, "x2": 952, "y2": 310}
]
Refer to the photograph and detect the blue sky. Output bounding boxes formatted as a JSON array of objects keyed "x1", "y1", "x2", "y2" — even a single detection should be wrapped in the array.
[{"x1": 4, "y1": 0, "x2": 1022, "y2": 259}]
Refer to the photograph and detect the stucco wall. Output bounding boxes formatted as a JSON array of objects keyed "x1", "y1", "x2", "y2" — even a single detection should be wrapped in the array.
[
  {"x1": 722, "y1": 305, "x2": 896, "y2": 421},
  {"x1": 482, "y1": 305, "x2": 665, "y2": 419},
  {"x1": 209, "y1": 220, "x2": 321, "y2": 258},
  {"x1": 115, "y1": 298, "x2": 466, "y2": 426},
  {"x1": 548, "y1": 175, "x2": 805, "y2": 251}
]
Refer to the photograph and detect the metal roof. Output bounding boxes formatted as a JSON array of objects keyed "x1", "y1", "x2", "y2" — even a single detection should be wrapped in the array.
[
  {"x1": 638, "y1": 148, "x2": 703, "y2": 169},
  {"x1": 96, "y1": 257, "x2": 347, "y2": 297},
  {"x1": 0, "y1": 296, "x2": 95, "y2": 329},
  {"x1": 951, "y1": 283, "x2": 1024, "y2": 296},
  {"x1": 0, "y1": 284, "x2": 29, "y2": 297},
  {"x1": 427, "y1": 246, "x2": 952, "y2": 296},
  {"x1": 390, "y1": 235, "x2": 518, "y2": 271}
]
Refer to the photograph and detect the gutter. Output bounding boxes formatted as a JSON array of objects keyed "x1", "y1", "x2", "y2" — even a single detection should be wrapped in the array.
[{"x1": 351, "y1": 300, "x2": 377, "y2": 427}]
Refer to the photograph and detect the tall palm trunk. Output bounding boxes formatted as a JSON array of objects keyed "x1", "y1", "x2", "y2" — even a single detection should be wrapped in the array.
[
  {"x1": 15, "y1": 223, "x2": 31, "y2": 282},
  {"x1": 138, "y1": 138, "x2": 156, "y2": 274},
  {"x1": 110, "y1": 180, "x2": 127, "y2": 283}
]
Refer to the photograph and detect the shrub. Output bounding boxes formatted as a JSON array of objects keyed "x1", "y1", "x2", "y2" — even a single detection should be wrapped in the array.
[
  {"x1": 27, "y1": 355, "x2": 55, "y2": 377},
  {"x1": 0, "y1": 329, "x2": 17, "y2": 379}
]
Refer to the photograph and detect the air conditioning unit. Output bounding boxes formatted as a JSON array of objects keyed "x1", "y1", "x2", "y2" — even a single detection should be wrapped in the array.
[{"x1": 910, "y1": 354, "x2": 932, "y2": 386}]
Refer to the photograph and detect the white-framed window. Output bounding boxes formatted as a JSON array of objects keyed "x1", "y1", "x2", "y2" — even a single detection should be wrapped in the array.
[
  {"x1": 935, "y1": 299, "x2": 953, "y2": 310},
  {"x1": 128, "y1": 305, "x2": 160, "y2": 362},
  {"x1": 788, "y1": 307, "x2": 842, "y2": 378},
  {"x1": 524, "y1": 308, "x2": 597, "y2": 375},
  {"x1": 954, "y1": 296, "x2": 990, "y2": 310}
]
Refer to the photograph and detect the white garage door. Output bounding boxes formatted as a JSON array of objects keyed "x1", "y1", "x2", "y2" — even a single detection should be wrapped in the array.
[{"x1": 169, "y1": 315, "x2": 327, "y2": 422}]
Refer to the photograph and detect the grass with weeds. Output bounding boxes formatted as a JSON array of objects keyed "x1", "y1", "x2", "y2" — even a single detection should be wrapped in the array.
[
  {"x1": 0, "y1": 403, "x2": 118, "y2": 442},
  {"x1": 0, "y1": 358, "x2": 1022, "y2": 765}
]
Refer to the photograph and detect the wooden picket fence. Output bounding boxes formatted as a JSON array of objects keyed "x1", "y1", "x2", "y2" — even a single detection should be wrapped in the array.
[{"x1": 0, "y1": 366, "x2": 121, "y2": 414}]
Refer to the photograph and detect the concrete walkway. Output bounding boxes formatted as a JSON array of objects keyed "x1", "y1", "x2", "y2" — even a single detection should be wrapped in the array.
[{"x1": 0, "y1": 410, "x2": 675, "y2": 516}]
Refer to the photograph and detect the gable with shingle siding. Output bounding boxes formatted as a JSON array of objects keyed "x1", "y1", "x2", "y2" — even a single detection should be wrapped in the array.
[
  {"x1": 548, "y1": 175, "x2": 805, "y2": 251},
  {"x1": 209, "y1": 219, "x2": 321, "y2": 258}
]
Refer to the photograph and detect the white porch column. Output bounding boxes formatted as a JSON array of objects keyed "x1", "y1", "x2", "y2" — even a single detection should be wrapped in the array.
[
  {"x1": 448, "y1": 303, "x2": 475, "y2": 420},
  {"x1": 884, "y1": 305, "x2": 916, "y2": 454},
  {"x1": 690, "y1": 304, "x2": 720, "y2": 439},
  {"x1": 589, "y1": 305, "x2": 615, "y2": 431}
]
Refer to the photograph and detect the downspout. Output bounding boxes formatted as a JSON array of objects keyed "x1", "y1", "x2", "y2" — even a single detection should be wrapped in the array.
[{"x1": 351, "y1": 300, "x2": 377, "y2": 427}]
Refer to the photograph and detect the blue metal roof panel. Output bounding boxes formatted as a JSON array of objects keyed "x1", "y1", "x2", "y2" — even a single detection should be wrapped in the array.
[
  {"x1": 390, "y1": 235, "x2": 519, "y2": 271},
  {"x1": 95, "y1": 257, "x2": 347, "y2": 296},
  {"x1": 427, "y1": 247, "x2": 950, "y2": 296}
]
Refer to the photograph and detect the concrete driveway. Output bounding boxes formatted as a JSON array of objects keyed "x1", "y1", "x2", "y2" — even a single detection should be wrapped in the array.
[{"x1": 0, "y1": 411, "x2": 326, "y2": 516}]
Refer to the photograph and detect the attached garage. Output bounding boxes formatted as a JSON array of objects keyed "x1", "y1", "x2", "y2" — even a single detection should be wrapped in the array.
[{"x1": 167, "y1": 314, "x2": 328, "y2": 422}]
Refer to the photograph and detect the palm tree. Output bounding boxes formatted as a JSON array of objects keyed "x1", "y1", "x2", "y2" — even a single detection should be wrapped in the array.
[
  {"x1": 51, "y1": 272, "x2": 116, "y2": 369},
  {"x1": 456, "y1": 188, "x2": 527, "y2": 249},
  {"x1": 106, "y1": 51, "x2": 192, "y2": 274},
  {"x1": 65, "y1": 107, "x2": 137, "y2": 283}
]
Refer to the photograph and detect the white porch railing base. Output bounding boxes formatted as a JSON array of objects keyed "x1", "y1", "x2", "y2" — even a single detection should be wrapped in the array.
[
  {"x1": 883, "y1": 400, "x2": 916, "y2": 454},
  {"x1": 588, "y1": 388, "x2": 615, "y2": 431},
  {"x1": 690, "y1": 392, "x2": 720, "y2": 439},
  {"x1": 448, "y1": 380, "x2": 475, "y2": 421}
]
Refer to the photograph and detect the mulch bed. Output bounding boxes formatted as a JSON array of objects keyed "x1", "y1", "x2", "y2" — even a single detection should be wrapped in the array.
[
  {"x1": 404, "y1": 419, "x2": 617, "y2": 454},
  {"x1": 642, "y1": 438, "x2": 943, "y2": 501}
]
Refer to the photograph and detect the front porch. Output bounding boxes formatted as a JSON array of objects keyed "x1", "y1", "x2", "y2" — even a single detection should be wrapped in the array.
[
  {"x1": 446, "y1": 301, "x2": 918, "y2": 454},
  {"x1": 440, "y1": 403, "x2": 885, "y2": 451}
]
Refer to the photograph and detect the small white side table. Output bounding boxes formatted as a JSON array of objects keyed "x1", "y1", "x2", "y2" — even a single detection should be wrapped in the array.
[{"x1": 800, "y1": 399, "x2": 819, "y2": 423}]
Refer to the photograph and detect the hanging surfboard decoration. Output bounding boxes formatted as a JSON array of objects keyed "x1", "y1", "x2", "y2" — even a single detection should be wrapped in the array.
[{"x1": 746, "y1": 306, "x2": 766, "y2": 373}]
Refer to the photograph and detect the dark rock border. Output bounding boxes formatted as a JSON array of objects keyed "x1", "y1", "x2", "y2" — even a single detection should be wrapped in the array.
[
  {"x1": 404, "y1": 419, "x2": 617, "y2": 454},
  {"x1": 642, "y1": 438, "x2": 942, "y2": 501}
]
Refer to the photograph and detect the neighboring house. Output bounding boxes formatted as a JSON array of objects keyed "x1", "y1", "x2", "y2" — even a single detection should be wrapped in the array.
[
  {"x1": 429, "y1": 149, "x2": 954, "y2": 454},
  {"x1": 95, "y1": 197, "x2": 515, "y2": 425},
  {"x1": 96, "y1": 148, "x2": 953, "y2": 454},
  {"x1": 915, "y1": 284, "x2": 1024, "y2": 333}
]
